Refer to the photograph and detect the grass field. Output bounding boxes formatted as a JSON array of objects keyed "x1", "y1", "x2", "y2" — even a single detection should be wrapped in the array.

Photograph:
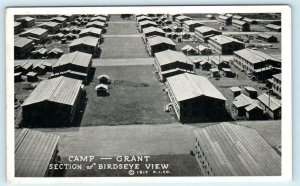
[
  {"x1": 59, "y1": 154, "x2": 202, "y2": 177},
  {"x1": 105, "y1": 23, "x2": 140, "y2": 35},
  {"x1": 80, "y1": 65, "x2": 178, "y2": 126},
  {"x1": 100, "y1": 37, "x2": 149, "y2": 59}
]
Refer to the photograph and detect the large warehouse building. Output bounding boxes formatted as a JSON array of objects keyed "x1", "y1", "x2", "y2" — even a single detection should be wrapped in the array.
[
  {"x1": 14, "y1": 37, "x2": 34, "y2": 59},
  {"x1": 21, "y1": 76, "x2": 83, "y2": 127},
  {"x1": 52, "y1": 51, "x2": 93, "y2": 83},
  {"x1": 69, "y1": 36, "x2": 101, "y2": 57},
  {"x1": 165, "y1": 73, "x2": 226, "y2": 122},
  {"x1": 193, "y1": 122, "x2": 281, "y2": 176},
  {"x1": 154, "y1": 50, "x2": 194, "y2": 81},
  {"x1": 233, "y1": 48, "x2": 281, "y2": 80},
  {"x1": 208, "y1": 35, "x2": 245, "y2": 55},
  {"x1": 15, "y1": 129, "x2": 60, "y2": 177},
  {"x1": 195, "y1": 26, "x2": 222, "y2": 43},
  {"x1": 146, "y1": 36, "x2": 176, "y2": 56}
]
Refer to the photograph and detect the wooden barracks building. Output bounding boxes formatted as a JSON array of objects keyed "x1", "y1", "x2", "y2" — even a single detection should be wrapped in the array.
[
  {"x1": 69, "y1": 36, "x2": 101, "y2": 57},
  {"x1": 52, "y1": 51, "x2": 93, "y2": 83},
  {"x1": 165, "y1": 73, "x2": 226, "y2": 122},
  {"x1": 193, "y1": 122, "x2": 281, "y2": 176},
  {"x1": 208, "y1": 35, "x2": 245, "y2": 55},
  {"x1": 15, "y1": 129, "x2": 60, "y2": 177},
  {"x1": 233, "y1": 48, "x2": 281, "y2": 80},
  {"x1": 146, "y1": 36, "x2": 176, "y2": 56},
  {"x1": 154, "y1": 50, "x2": 194, "y2": 81},
  {"x1": 232, "y1": 19, "x2": 250, "y2": 31},
  {"x1": 195, "y1": 26, "x2": 222, "y2": 43},
  {"x1": 21, "y1": 76, "x2": 84, "y2": 127}
]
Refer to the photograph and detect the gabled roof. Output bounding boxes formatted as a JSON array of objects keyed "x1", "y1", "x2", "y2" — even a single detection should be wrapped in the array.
[
  {"x1": 22, "y1": 76, "x2": 83, "y2": 106},
  {"x1": 147, "y1": 36, "x2": 175, "y2": 47},
  {"x1": 90, "y1": 16, "x2": 107, "y2": 22},
  {"x1": 20, "y1": 28, "x2": 48, "y2": 36},
  {"x1": 53, "y1": 51, "x2": 92, "y2": 68},
  {"x1": 79, "y1": 27, "x2": 102, "y2": 36},
  {"x1": 234, "y1": 49, "x2": 281, "y2": 64},
  {"x1": 193, "y1": 122, "x2": 281, "y2": 176},
  {"x1": 15, "y1": 129, "x2": 59, "y2": 177},
  {"x1": 143, "y1": 26, "x2": 165, "y2": 34},
  {"x1": 14, "y1": 22, "x2": 21, "y2": 27},
  {"x1": 197, "y1": 44, "x2": 210, "y2": 51},
  {"x1": 218, "y1": 15, "x2": 230, "y2": 20},
  {"x1": 266, "y1": 24, "x2": 281, "y2": 30},
  {"x1": 181, "y1": 45, "x2": 196, "y2": 51},
  {"x1": 14, "y1": 37, "x2": 33, "y2": 48},
  {"x1": 17, "y1": 16, "x2": 35, "y2": 22},
  {"x1": 195, "y1": 26, "x2": 220, "y2": 34},
  {"x1": 183, "y1": 20, "x2": 203, "y2": 26},
  {"x1": 245, "y1": 102, "x2": 262, "y2": 112},
  {"x1": 50, "y1": 16, "x2": 67, "y2": 22},
  {"x1": 273, "y1": 73, "x2": 281, "y2": 81},
  {"x1": 139, "y1": 20, "x2": 158, "y2": 26},
  {"x1": 69, "y1": 36, "x2": 99, "y2": 47},
  {"x1": 257, "y1": 33, "x2": 277, "y2": 39},
  {"x1": 232, "y1": 94, "x2": 253, "y2": 108},
  {"x1": 175, "y1": 15, "x2": 191, "y2": 20},
  {"x1": 166, "y1": 73, "x2": 226, "y2": 102},
  {"x1": 232, "y1": 19, "x2": 248, "y2": 25},
  {"x1": 136, "y1": 16, "x2": 153, "y2": 22},
  {"x1": 86, "y1": 21, "x2": 105, "y2": 27},
  {"x1": 38, "y1": 21, "x2": 60, "y2": 28},
  {"x1": 209, "y1": 35, "x2": 244, "y2": 45},
  {"x1": 257, "y1": 93, "x2": 281, "y2": 111},
  {"x1": 155, "y1": 50, "x2": 192, "y2": 66}
]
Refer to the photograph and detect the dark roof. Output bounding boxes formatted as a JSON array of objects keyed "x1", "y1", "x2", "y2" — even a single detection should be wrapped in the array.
[
  {"x1": 166, "y1": 73, "x2": 226, "y2": 101},
  {"x1": 193, "y1": 122, "x2": 281, "y2": 176},
  {"x1": 22, "y1": 76, "x2": 83, "y2": 106},
  {"x1": 15, "y1": 129, "x2": 59, "y2": 177}
]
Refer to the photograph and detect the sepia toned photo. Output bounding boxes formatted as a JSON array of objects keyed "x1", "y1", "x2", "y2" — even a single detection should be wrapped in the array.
[{"x1": 6, "y1": 6, "x2": 292, "y2": 183}]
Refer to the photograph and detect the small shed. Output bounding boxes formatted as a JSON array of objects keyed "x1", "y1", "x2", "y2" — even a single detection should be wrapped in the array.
[
  {"x1": 200, "y1": 60, "x2": 212, "y2": 71},
  {"x1": 222, "y1": 68, "x2": 235, "y2": 77},
  {"x1": 98, "y1": 74, "x2": 110, "y2": 84},
  {"x1": 245, "y1": 86, "x2": 258, "y2": 99},
  {"x1": 14, "y1": 72, "x2": 22, "y2": 82},
  {"x1": 181, "y1": 45, "x2": 197, "y2": 55},
  {"x1": 210, "y1": 68, "x2": 220, "y2": 78},
  {"x1": 95, "y1": 84, "x2": 109, "y2": 96},
  {"x1": 173, "y1": 26, "x2": 183, "y2": 32},
  {"x1": 61, "y1": 38, "x2": 67, "y2": 44},
  {"x1": 193, "y1": 58, "x2": 202, "y2": 69},
  {"x1": 26, "y1": 72, "x2": 38, "y2": 82},
  {"x1": 245, "y1": 103, "x2": 264, "y2": 120},
  {"x1": 229, "y1": 86, "x2": 241, "y2": 97},
  {"x1": 232, "y1": 94, "x2": 253, "y2": 116}
]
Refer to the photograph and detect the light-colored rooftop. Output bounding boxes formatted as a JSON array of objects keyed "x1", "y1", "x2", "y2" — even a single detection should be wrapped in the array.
[
  {"x1": 22, "y1": 76, "x2": 83, "y2": 106},
  {"x1": 166, "y1": 73, "x2": 226, "y2": 102}
]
